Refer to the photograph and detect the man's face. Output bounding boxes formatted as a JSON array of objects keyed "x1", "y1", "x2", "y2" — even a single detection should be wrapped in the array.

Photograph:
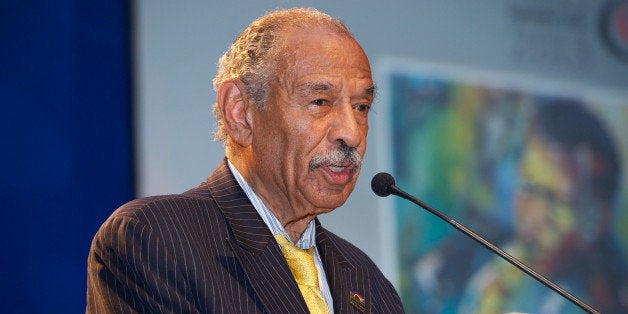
[{"x1": 248, "y1": 26, "x2": 374, "y2": 217}]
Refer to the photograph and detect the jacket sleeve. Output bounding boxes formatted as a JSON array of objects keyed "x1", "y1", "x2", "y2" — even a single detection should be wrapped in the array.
[{"x1": 86, "y1": 215, "x2": 199, "y2": 313}]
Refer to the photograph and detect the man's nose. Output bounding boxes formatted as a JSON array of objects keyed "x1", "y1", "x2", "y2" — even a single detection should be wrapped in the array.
[{"x1": 328, "y1": 103, "x2": 364, "y2": 148}]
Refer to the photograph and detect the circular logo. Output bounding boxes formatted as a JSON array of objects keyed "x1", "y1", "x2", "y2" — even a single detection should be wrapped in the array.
[{"x1": 600, "y1": 0, "x2": 628, "y2": 61}]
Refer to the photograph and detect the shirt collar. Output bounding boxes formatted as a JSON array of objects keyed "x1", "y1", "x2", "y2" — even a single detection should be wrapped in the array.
[{"x1": 227, "y1": 160, "x2": 316, "y2": 249}]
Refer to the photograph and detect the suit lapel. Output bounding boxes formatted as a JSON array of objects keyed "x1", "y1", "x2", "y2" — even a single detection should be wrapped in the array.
[
  {"x1": 316, "y1": 219, "x2": 371, "y2": 313},
  {"x1": 205, "y1": 160, "x2": 309, "y2": 313}
]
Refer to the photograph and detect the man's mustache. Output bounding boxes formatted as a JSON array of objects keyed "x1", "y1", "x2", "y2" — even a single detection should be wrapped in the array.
[{"x1": 309, "y1": 143, "x2": 362, "y2": 174}]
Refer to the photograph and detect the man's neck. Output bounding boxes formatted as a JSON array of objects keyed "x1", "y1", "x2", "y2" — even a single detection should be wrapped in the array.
[{"x1": 226, "y1": 158, "x2": 315, "y2": 244}]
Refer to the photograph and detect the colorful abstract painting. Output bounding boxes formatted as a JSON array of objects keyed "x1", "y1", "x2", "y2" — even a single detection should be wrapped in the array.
[{"x1": 382, "y1": 60, "x2": 628, "y2": 313}]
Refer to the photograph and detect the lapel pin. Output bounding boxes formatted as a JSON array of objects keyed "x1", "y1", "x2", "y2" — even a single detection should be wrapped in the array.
[{"x1": 349, "y1": 290, "x2": 365, "y2": 312}]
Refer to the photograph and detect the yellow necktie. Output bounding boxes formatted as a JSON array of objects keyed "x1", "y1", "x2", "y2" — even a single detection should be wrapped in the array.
[{"x1": 274, "y1": 234, "x2": 330, "y2": 314}]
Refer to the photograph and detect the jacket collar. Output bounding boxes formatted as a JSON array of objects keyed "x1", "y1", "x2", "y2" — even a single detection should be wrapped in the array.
[
  {"x1": 205, "y1": 159, "x2": 273, "y2": 253},
  {"x1": 316, "y1": 219, "x2": 371, "y2": 313}
]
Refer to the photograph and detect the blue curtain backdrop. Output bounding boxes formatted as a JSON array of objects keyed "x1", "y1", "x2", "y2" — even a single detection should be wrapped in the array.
[{"x1": 0, "y1": 1, "x2": 133, "y2": 312}]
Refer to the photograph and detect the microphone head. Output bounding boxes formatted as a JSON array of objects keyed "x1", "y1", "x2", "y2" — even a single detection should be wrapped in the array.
[{"x1": 371, "y1": 172, "x2": 396, "y2": 197}]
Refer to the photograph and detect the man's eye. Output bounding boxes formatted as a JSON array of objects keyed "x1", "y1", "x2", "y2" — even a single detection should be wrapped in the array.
[
  {"x1": 312, "y1": 99, "x2": 326, "y2": 106},
  {"x1": 354, "y1": 104, "x2": 370, "y2": 112}
]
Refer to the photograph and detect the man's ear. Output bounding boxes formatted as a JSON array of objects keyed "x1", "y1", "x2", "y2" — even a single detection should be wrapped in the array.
[{"x1": 216, "y1": 80, "x2": 253, "y2": 147}]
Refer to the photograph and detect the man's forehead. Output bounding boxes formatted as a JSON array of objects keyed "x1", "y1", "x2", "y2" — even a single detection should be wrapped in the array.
[
  {"x1": 280, "y1": 25, "x2": 365, "y2": 62},
  {"x1": 275, "y1": 26, "x2": 373, "y2": 95}
]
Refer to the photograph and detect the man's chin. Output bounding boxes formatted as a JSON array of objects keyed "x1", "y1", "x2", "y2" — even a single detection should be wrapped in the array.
[{"x1": 307, "y1": 185, "x2": 354, "y2": 210}]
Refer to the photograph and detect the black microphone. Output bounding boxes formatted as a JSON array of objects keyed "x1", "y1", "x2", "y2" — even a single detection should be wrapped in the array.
[{"x1": 371, "y1": 172, "x2": 599, "y2": 314}]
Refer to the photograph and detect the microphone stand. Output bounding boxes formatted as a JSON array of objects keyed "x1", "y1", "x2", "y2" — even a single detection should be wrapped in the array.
[{"x1": 387, "y1": 184, "x2": 599, "y2": 314}]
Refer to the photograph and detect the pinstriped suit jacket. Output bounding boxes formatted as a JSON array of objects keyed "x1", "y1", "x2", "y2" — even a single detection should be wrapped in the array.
[{"x1": 87, "y1": 160, "x2": 404, "y2": 313}]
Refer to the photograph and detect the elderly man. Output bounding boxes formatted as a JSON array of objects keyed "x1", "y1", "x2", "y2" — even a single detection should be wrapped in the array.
[{"x1": 87, "y1": 8, "x2": 404, "y2": 313}]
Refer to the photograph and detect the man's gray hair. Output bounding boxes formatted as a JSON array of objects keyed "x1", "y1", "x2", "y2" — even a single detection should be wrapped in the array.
[{"x1": 212, "y1": 8, "x2": 353, "y2": 143}]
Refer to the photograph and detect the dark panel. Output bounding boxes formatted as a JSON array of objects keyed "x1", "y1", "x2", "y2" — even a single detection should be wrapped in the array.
[{"x1": 0, "y1": 1, "x2": 133, "y2": 312}]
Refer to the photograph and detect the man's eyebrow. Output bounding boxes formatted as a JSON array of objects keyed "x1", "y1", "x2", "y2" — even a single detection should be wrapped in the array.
[
  {"x1": 296, "y1": 82, "x2": 335, "y2": 96},
  {"x1": 295, "y1": 82, "x2": 376, "y2": 98},
  {"x1": 365, "y1": 85, "x2": 376, "y2": 97}
]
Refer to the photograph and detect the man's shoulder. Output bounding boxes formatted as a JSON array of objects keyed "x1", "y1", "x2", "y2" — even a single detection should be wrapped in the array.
[
  {"x1": 93, "y1": 181, "x2": 230, "y2": 248},
  {"x1": 109, "y1": 182, "x2": 217, "y2": 221}
]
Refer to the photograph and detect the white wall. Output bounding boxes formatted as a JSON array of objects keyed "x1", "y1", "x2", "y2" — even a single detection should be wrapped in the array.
[{"x1": 134, "y1": 0, "x2": 628, "y2": 285}]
